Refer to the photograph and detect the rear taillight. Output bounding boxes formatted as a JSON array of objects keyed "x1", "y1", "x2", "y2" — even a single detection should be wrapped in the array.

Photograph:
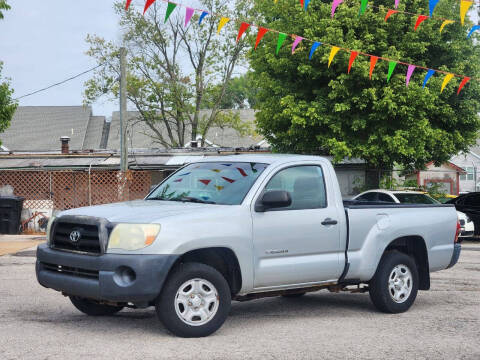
[{"x1": 454, "y1": 220, "x2": 461, "y2": 243}]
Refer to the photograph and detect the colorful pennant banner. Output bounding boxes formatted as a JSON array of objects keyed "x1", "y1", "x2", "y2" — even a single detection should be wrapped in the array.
[{"x1": 131, "y1": 0, "x2": 476, "y2": 94}]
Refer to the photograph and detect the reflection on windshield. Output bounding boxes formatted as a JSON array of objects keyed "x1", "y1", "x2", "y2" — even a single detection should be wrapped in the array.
[{"x1": 147, "y1": 162, "x2": 268, "y2": 205}]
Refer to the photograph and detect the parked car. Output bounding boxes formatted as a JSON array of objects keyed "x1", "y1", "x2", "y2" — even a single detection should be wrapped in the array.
[
  {"x1": 36, "y1": 155, "x2": 461, "y2": 337},
  {"x1": 353, "y1": 190, "x2": 474, "y2": 239},
  {"x1": 446, "y1": 192, "x2": 480, "y2": 236}
]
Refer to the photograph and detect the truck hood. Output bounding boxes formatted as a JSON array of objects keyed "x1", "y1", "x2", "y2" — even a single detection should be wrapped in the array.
[{"x1": 58, "y1": 200, "x2": 230, "y2": 223}]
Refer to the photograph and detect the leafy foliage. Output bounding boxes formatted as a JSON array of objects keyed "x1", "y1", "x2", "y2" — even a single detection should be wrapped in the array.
[
  {"x1": 0, "y1": 63, "x2": 17, "y2": 145},
  {"x1": 0, "y1": 0, "x2": 10, "y2": 19},
  {"x1": 249, "y1": 0, "x2": 480, "y2": 170},
  {"x1": 85, "y1": 0, "x2": 253, "y2": 148}
]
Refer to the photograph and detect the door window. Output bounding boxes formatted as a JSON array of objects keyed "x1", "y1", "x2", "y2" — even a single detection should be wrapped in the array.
[
  {"x1": 264, "y1": 166, "x2": 327, "y2": 210},
  {"x1": 356, "y1": 192, "x2": 378, "y2": 201},
  {"x1": 378, "y1": 193, "x2": 395, "y2": 203}
]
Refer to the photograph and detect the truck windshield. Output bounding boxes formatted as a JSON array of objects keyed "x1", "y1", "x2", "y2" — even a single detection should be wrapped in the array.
[
  {"x1": 395, "y1": 193, "x2": 439, "y2": 204},
  {"x1": 147, "y1": 162, "x2": 268, "y2": 205}
]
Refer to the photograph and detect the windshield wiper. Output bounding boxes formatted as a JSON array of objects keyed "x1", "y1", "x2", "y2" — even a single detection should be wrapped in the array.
[{"x1": 176, "y1": 196, "x2": 216, "y2": 204}]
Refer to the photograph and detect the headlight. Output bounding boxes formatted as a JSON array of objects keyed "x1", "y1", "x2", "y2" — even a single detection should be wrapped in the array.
[
  {"x1": 46, "y1": 216, "x2": 56, "y2": 245},
  {"x1": 108, "y1": 224, "x2": 161, "y2": 251}
]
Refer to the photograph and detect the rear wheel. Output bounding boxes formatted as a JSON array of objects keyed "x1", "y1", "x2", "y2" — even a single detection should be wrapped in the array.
[
  {"x1": 69, "y1": 296, "x2": 124, "y2": 316},
  {"x1": 369, "y1": 251, "x2": 419, "y2": 313},
  {"x1": 156, "y1": 262, "x2": 231, "y2": 338}
]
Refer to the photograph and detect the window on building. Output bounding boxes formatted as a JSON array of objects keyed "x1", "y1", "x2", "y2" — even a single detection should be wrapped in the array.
[{"x1": 460, "y1": 167, "x2": 474, "y2": 181}]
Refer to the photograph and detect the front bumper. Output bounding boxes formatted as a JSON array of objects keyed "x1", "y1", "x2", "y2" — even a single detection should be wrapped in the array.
[
  {"x1": 447, "y1": 243, "x2": 461, "y2": 269},
  {"x1": 36, "y1": 244, "x2": 178, "y2": 303}
]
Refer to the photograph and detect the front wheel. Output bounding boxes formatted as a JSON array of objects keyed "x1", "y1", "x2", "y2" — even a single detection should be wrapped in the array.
[
  {"x1": 156, "y1": 262, "x2": 231, "y2": 338},
  {"x1": 369, "y1": 251, "x2": 419, "y2": 313}
]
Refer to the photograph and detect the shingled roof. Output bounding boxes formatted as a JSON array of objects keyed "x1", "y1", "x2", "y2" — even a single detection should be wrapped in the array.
[
  {"x1": 0, "y1": 106, "x2": 93, "y2": 151},
  {"x1": 107, "y1": 109, "x2": 265, "y2": 150}
]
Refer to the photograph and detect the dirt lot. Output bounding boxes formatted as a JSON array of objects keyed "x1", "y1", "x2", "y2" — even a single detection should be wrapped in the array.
[{"x1": 1, "y1": 242, "x2": 479, "y2": 360}]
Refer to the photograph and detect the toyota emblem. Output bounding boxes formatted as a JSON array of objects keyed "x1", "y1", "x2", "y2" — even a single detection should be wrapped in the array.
[{"x1": 69, "y1": 230, "x2": 81, "y2": 243}]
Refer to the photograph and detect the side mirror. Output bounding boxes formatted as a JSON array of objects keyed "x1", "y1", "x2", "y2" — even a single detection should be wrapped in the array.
[{"x1": 256, "y1": 190, "x2": 292, "y2": 212}]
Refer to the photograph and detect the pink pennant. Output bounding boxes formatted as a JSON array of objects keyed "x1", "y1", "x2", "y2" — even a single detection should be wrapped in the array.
[
  {"x1": 331, "y1": 0, "x2": 344, "y2": 18},
  {"x1": 174, "y1": 178, "x2": 183, "y2": 183},
  {"x1": 125, "y1": 0, "x2": 133, "y2": 10},
  {"x1": 414, "y1": 15, "x2": 429, "y2": 31},
  {"x1": 292, "y1": 36, "x2": 304, "y2": 54},
  {"x1": 185, "y1": 7, "x2": 195, "y2": 27},
  {"x1": 144, "y1": 0, "x2": 156, "y2": 15},
  {"x1": 406, "y1": 65, "x2": 415, "y2": 86},
  {"x1": 394, "y1": 0, "x2": 400, "y2": 8}
]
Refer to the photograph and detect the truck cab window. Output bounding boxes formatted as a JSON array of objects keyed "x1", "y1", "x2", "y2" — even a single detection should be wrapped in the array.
[{"x1": 265, "y1": 166, "x2": 327, "y2": 210}]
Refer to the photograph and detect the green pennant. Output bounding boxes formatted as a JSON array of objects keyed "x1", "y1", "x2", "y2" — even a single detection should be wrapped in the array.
[
  {"x1": 276, "y1": 33, "x2": 287, "y2": 55},
  {"x1": 164, "y1": 2, "x2": 177, "y2": 23},
  {"x1": 387, "y1": 61, "x2": 397, "y2": 82},
  {"x1": 359, "y1": 0, "x2": 368, "y2": 15}
]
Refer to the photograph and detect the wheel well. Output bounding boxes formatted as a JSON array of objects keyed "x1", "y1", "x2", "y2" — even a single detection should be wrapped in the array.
[
  {"x1": 175, "y1": 247, "x2": 242, "y2": 295},
  {"x1": 384, "y1": 236, "x2": 430, "y2": 290}
]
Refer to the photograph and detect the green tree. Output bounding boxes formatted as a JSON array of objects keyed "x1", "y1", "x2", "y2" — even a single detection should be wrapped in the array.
[
  {"x1": 85, "y1": 0, "x2": 253, "y2": 148},
  {"x1": 249, "y1": 0, "x2": 480, "y2": 181},
  {"x1": 0, "y1": 1, "x2": 16, "y2": 143},
  {"x1": 0, "y1": 0, "x2": 10, "y2": 19}
]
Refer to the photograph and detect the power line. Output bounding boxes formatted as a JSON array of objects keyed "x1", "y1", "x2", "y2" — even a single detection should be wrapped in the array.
[{"x1": 13, "y1": 63, "x2": 105, "y2": 101}]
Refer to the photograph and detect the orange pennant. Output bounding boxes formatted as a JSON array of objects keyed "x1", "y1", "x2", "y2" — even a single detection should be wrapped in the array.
[
  {"x1": 237, "y1": 22, "x2": 250, "y2": 43},
  {"x1": 369, "y1": 56, "x2": 378, "y2": 79},
  {"x1": 414, "y1": 15, "x2": 429, "y2": 31},
  {"x1": 457, "y1": 77, "x2": 471, "y2": 94},
  {"x1": 348, "y1": 51, "x2": 358, "y2": 74},
  {"x1": 384, "y1": 9, "x2": 398, "y2": 22}
]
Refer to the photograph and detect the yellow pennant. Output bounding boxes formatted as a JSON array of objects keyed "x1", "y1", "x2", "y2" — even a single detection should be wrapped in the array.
[
  {"x1": 217, "y1": 17, "x2": 230, "y2": 34},
  {"x1": 440, "y1": 74, "x2": 455, "y2": 93},
  {"x1": 439, "y1": 20, "x2": 455, "y2": 33},
  {"x1": 460, "y1": 0, "x2": 473, "y2": 25},
  {"x1": 328, "y1": 46, "x2": 340, "y2": 68}
]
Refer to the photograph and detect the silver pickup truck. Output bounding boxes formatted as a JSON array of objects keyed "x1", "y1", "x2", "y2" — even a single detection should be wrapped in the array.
[{"x1": 36, "y1": 154, "x2": 461, "y2": 337}]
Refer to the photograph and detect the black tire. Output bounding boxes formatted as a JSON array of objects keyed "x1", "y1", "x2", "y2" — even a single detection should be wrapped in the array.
[
  {"x1": 69, "y1": 296, "x2": 124, "y2": 316},
  {"x1": 156, "y1": 262, "x2": 231, "y2": 338},
  {"x1": 369, "y1": 251, "x2": 419, "y2": 314},
  {"x1": 282, "y1": 292, "x2": 306, "y2": 298}
]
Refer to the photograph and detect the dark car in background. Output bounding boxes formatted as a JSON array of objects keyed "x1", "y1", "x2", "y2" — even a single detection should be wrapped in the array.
[{"x1": 446, "y1": 192, "x2": 480, "y2": 236}]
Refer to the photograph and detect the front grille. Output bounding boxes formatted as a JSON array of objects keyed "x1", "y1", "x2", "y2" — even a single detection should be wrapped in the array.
[
  {"x1": 42, "y1": 262, "x2": 99, "y2": 280},
  {"x1": 51, "y1": 221, "x2": 101, "y2": 254}
]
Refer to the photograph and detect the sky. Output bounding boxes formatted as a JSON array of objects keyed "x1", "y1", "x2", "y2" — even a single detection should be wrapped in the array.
[{"x1": 0, "y1": 1, "x2": 121, "y2": 118}]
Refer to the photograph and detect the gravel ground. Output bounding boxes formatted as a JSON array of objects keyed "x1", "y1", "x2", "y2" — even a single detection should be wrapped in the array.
[{"x1": 1, "y1": 243, "x2": 479, "y2": 360}]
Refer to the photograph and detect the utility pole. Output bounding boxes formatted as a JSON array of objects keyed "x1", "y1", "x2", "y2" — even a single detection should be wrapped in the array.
[{"x1": 119, "y1": 47, "x2": 128, "y2": 172}]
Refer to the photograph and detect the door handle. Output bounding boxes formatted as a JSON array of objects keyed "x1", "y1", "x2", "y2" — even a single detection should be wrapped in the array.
[{"x1": 321, "y1": 218, "x2": 338, "y2": 226}]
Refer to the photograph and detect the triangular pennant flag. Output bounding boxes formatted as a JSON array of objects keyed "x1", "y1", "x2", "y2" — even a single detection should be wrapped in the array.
[
  {"x1": 237, "y1": 168, "x2": 248, "y2": 177},
  {"x1": 237, "y1": 22, "x2": 250, "y2": 43},
  {"x1": 467, "y1": 25, "x2": 480, "y2": 38},
  {"x1": 276, "y1": 33, "x2": 287, "y2": 55},
  {"x1": 299, "y1": 0, "x2": 304, "y2": 6},
  {"x1": 359, "y1": 0, "x2": 368, "y2": 15},
  {"x1": 198, "y1": 11, "x2": 208, "y2": 25},
  {"x1": 217, "y1": 17, "x2": 230, "y2": 34},
  {"x1": 440, "y1": 74, "x2": 454, "y2": 93},
  {"x1": 414, "y1": 15, "x2": 429, "y2": 31},
  {"x1": 348, "y1": 51, "x2": 358, "y2": 73},
  {"x1": 185, "y1": 7, "x2": 195, "y2": 27},
  {"x1": 385, "y1": 10, "x2": 398, "y2": 22},
  {"x1": 164, "y1": 2, "x2": 177, "y2": 23},
  {"x1": 406, "y1": 65, "x2": 415, "y2": 86},
  {"x1": 387, "y1": 61, "x2": 397, "y2": 82},
  {"x1": 125, "y1": 0, "x2": 133, "y2": 11},
  {"x1": 199, "y1": 179, "x2": 211, "y2": 186},
  {"x1": 369, "y1": 56, "x2": 378, "y2": 79},
  {"x1": 457, "y1": 77, "x2": 471, "y2": 94},
  {"x1": 309, "y1": 42, "x2": 322, "y2": 60},
  {"x1": 440, "y1": 20, "x2": 455, "y2": 33},
  {"x1": 331, "y1": 0, "x2": 344, "y2": 18},
  {"x1": 255, "y1": 27, "x2": 269, "y2": 50},
  {"x1": 423, "y1": 69, "x2": 435, "y2": 88},
  {"x1": 460, "y1": 1, "x2": 473, "y2": 25},
  {"x1": 305, "y1": 0, "x2": 311, "y2": 10},
  {"x1": 292, "y1": 36, "x2": 304, "y2": 54},
  {"x1": 429, "y1": 0, "x2": 440, "y2": 17},
  {"x1": 328, "y1": 46, "x2": 340, "y2": 67},
  {"x1": 144, "y1": 0, "x2": 156, "y2": 14},
  {"x1": 394, "y1": 0, "x2": 400, "y2": 8}
]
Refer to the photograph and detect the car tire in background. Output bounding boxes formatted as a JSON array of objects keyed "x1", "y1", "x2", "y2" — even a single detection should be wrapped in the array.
[
  {"x1": 368, "y1": 251, "x2": 419, "y2": 313},
  {"x1": 70, "y1": 296, "x2": 124, "y2": 316},
  {"x1": 156, "y1": 262, "x2": 231, "y2": 338}
]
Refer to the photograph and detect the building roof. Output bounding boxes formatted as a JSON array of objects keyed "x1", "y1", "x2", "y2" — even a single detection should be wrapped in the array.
[
  {"x1": 0, "y1": 106, "x2": 93, "y2": 151},
  {"x1": 83, "y1": 116, "x2": 106, "y2": 150},
  {"x1": 107, "y1": 109, "x2": 265, "y2": 150}
]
